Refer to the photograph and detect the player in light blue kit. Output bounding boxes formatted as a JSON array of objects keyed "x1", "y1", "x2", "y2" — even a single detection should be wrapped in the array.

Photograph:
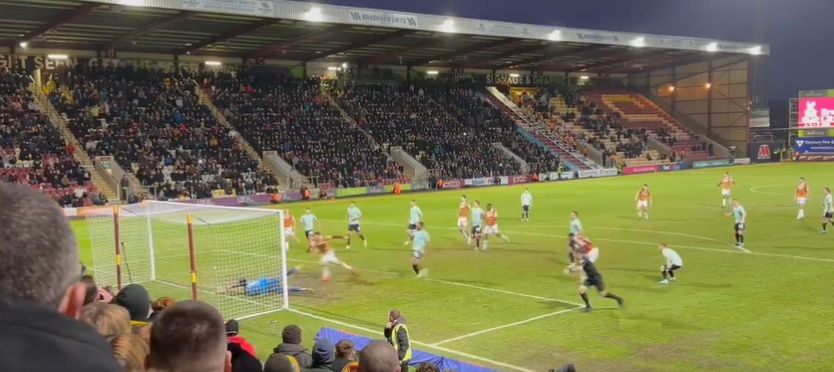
[
  {"x1": 568, "y1": 211, "x2": 583, "y2": 263},
  {"x1": 222, "y1": 266, "x2": 311, "y2": 296},
  {"x1": 724, "y1": 200, "x2": 746, "y2": 249},
  {"x1": 471, "y1": 201, "x2": 485, "y2": 251},
  {"x1": 411, "y1": 222, "x2": 430, "y2": 278},
  {"x1": 346, "y1": 202, "x2": 367, "y2": 249},
  {"x1": 821, "y1": 187, "x2": 833, "y2": 234},
  {"x1": 404, "y1": 200, "x2": 423, "y2": 245},
  {"x1": 300, "y1": 208, "x2": 321, "y2": 247}
]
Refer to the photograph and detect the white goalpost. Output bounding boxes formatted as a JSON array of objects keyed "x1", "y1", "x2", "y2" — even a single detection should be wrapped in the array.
[{"x1": 85, "y1": 201, "x2": 289, "y2": 320}]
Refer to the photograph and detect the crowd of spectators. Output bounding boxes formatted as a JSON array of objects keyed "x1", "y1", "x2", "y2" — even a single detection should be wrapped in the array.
[
  {"x1": 0, "y1": 68, "x2": 104, "y2": 206},
  {"x1": 46, "y1": 64, "x2": 278, "y2": 200},
  {"x1": 337, "y1": 82, "x2": 559, "y2": 179},
  {"x1": 200, "y1": 70, "x2": 404, "y2": 188}
]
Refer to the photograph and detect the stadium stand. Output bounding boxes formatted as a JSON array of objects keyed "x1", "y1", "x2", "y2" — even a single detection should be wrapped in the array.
[
  {"x1": 46, "y1": 66, "x2": 279, "y2": 200},
  {"x1": 585, "y1": 92, "x2": 720, "y2": 161},
  {"x1": 199, "y1": 70, "x2": 406, "y2": 188},
  {"x1": 336, "y1": 82, "x2": 559, "y2": 179},
  {"x1": 0, "y1": 69, "x2": 99, "y2": 207}
]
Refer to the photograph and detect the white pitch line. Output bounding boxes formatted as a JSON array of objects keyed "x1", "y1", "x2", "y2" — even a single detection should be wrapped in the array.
[
  {"x1": 217, "y1": 249, "x2": 584, "y2": 307},
  {"x1": 324, "y1": 219, "x2": 834, "y2": 264},
  {"x1": 749, "y1": 185, "x2": 795, "y2": 197},
  {"x1": 431, "y1": 306, "x2": 584, "y2": 346},
  {"x1": 287, "y1": 308, "x2": 539, "y2": 372}
]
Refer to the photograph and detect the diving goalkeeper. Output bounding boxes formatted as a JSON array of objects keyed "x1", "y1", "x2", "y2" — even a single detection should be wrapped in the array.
[{"x1": 220, "y1": 266, "x2": 312, "y2": 296}]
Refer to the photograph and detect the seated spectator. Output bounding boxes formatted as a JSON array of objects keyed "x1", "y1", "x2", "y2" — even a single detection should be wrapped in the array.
[
  {"x1": 357, "y1": 340, "x2": 400, "y2": 372},
  {"x1": 305, "y1": 338, "x2": 336, "y2": 372},
  {"x1": 0, "y1": 183, "x2": 120, "y2": 372},
  {"x1": 108, "y1": 333, "x2": 150, "y2": 372},
  {"x1": 79, "y1": 302, "x2": 132, "y2": 336},
  {"x1": 331, "y1": 340, "x2": 357, "y2": 372},
  {"x1": 271, "y1": 324, "x2": 314, "y2": 367},
  {"x1": 149, "y1": 297, "x2": 176, "y2": 321},
  {"x1": 265, "y1": 353, "x2": 301, "y2": 372},
  {"x1": 204, "y1": 70, "x2": 402, "y2": 188},
  {"x1": 112, "y1": 283, "x2": 152, "y2": 327},
  {"x1": 147, "y1": 300, "x2": 231, "y2": 372}
]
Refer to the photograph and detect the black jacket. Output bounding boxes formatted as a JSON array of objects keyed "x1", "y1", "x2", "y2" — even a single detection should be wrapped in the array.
[
  {"x1": 273, "y1": 343, "x2": 313, "y2": 368},
  {"x1": 0, "y1": 296, "x2": 121, "y2": 372},
  {"x1": 330, "y1": 357, "x2": 354, "y2": 372},
  {"x1": 383, "y1": 316, "x2": 410, "y2": 362},
  {"x1": 229, "y1": 342, "x2": 263, "y2": 372}
]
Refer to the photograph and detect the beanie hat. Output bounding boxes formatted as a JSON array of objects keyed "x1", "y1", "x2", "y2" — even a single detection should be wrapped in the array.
[{"x1": 112, "y1": 284, "x2": 150, "y2": 322}]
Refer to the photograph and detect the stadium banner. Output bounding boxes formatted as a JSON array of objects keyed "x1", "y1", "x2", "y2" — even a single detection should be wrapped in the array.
[
  {"x1": 798, "y1": 97, "x2": 834, "y2": 128},
  {"x1": 366, "y1": 185, "x2": 385, "y2": 194},
  {"x1": 733, "y1": 158, "x2": 751, "y2": 165},
  {"x1": 400, "y1": 183, "x2": 412, "y2": 192},
  {"x1": 692, "y1": 159, "x2": 731, "y2": 169},
  {"x1": 797, "y1": 154, "x2": 834, "y2": 162},
  {"x1": 347, "y1": 9, "x2": 419, "y2": 29},
  {"x1": 446, "y1": 72, "x2": 567, "y2": 86},
  {"x1": 280, "y1": 192, "x2": 304, "y2": 202},
  {"x1": 748, "y1": 141, "x2": 779, "y2": 163},
  {"x1": 505, "y1": 175, "x2": 529, "y2": 185},
  {"x1": 315, "y1": 327, "x2": 501, "y2": 372},
  {"x1": 578, "y1": 168, "x2": 620, "y2": 178},
  {"x1": 3, "y1": 160, "x2": 34, "y2": 168},
  {"x1": 443, "y1": 180, "x2": 464, "y2": 189},
  {"x1": 537, "y1": 172, "x2": 576, "y2": 181},
  {"x1": 798, "y1": 129, "x2": 834, "y2": 137},
  {"x1": 181, "y1": 194, "x2": 274, "y2": 207},
  {"x1": 749, "y1": 108, "x2": 770, "y2": 128},
  {"x1": 793, "y1": 137, "x2": 834, "y2": 154},
  {"x1": 622, "y1": 165, "x2": 659, "y2": 175},
  {"x1": 181, "y1": 0, "x2": 274, "y2": 16},
  {"x1": 337, "y1": 187, "x2": 368, "y2": 197},
  {"x1": 659, "y1": 163, "x2": 690, "y2": 172},
  {"x1": 465, "y1": 177, "x2": 495, "y2": 187}
]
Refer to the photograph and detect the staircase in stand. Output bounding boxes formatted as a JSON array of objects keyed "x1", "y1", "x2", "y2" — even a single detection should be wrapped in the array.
[
  {"x1": 483, "y1": 87, "x2": 594, "y2": 170},
  {"x1": 28, "y1": 83, "x2": 120, "y2": 201}
]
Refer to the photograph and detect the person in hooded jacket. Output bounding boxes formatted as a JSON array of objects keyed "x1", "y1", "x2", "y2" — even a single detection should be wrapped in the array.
[
  {"x1": 112, "y1": 284, "x2": 152, "y2": 327},
  {"x1": 272, "y1": 324, "x2": 313, "y2": 367},
  {"x1": 303, "y1": 338, "x2": 335, "y2": 372},
  {"x1": 226, "y1": 319, "x2": 257, "y2": 357},
  {"x1": 0, "y1": 183, "x2": 121, "y2": 372}
]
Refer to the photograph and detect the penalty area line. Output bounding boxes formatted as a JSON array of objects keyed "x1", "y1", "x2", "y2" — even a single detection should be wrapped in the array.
[
  {"x1": 217, "y1": 249, "x2": 585, "y2": 307},
  {"x1": 287, "y1": 308, "x2": 539, "y2": 372},
  {"x1": 430, "y1": 306, "x2": 584, "y2": 346}
]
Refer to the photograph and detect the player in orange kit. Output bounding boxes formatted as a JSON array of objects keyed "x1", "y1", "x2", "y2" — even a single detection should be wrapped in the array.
[
  {"x1": 282, "y1": 209, "x2": 300, "y2": 248},
  {"x1": 457, "y1": 196, "x2": 471, "y2": 244},
  {"x1": 309, "y1": 232, "x2": 355, "y2": 282},
  {"x1": 634, "y1": 184, "x2": 652, "y2": 220},
  {"x1": 717, "y1": 173, "x2": 735, "y2": 208},
  {"x1": 795, "y1": 177, "x2": 809, "y2": 220},
  {"x1": 482, "y1": 204, "x2": 509, "y2": 251}
]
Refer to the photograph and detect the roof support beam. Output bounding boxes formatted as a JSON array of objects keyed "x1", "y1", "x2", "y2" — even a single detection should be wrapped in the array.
[
  {"x1": 20, "y1": 2, "x2": 98, "y2": 42},
  {"x1": 303, "y1": 29, "x2": 414, "y2": 62},
  {"x1": 501, "y1": 44, "x2": 609, "y2": 69},
  {"x1": 407, "y1": 38, "x2": 519, "y2": 67},
  {"x1": 458, "y1": 43, "x2": 550, "y2": 67},
  {"x1": 246, "y1": 24, "x2": 352, "y2": 58},
  {"x1": 103, "y1": 12, "x2": 192, "y2": 50},
  {"x1": 178, "y1": 18, "x2": 276, "y2": 55},
  {"x1": 362, "y1": 36, "x2": 455, "y2": 65},
  {"x1": 564, "y1": 48, "x2": 648, "y2": 72},
  {"x1": 609, "y1": 52, "x2": 716, "y2": 73}
]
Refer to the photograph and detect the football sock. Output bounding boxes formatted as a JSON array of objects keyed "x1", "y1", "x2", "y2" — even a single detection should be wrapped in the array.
[
  {"x1": 823, "y1": 222, "x2": 828, "y2": 231},
  {"x1": 739, "y1": 235, "x2": 744, "y2": 244},
  {"x1": 668, "y1": 268, "x2": 676, "y2": 278},
  {"x1": 475, "y1": 238, "x2": 481, "y2": 248},
  {"x1": 580, "y1": 292, "x2": 590, "y2": 307},
  {"x1": 734, "y1": 233, "x2": 740, "y2": 243},
  {"x1": 661, "y1": 268, "x2": 668, "y2": 279},
  {"x1": 358, "y1": 233, "x2": 365, "y2": 241},
  {"x1": 412, "y1": 264, "x2": 420, "y2": 275},
  {"x1": 568, "y1": 252, "x2": 575, "y2": 263}
]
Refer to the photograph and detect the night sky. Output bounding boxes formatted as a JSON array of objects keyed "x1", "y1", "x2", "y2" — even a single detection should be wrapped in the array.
[{"x1": 319, "y1": 0, "x2": 831, "y2": 100}]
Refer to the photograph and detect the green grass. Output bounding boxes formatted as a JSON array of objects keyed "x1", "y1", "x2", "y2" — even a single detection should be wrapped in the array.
[{"x1": 73, "y1": 163, "x2": 834, "y2": 372}]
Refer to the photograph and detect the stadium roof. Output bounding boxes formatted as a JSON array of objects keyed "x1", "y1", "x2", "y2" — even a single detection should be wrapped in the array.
[{"x1": 0, "y1": 0, "x2": 769, "y2": 73}]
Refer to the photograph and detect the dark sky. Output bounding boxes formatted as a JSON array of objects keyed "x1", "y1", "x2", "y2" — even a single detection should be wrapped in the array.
[{"x1": 320, "y1": 0, "x2": 831, "y2": 99}]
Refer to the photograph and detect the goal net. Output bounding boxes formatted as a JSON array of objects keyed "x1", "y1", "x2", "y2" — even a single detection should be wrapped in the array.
[{"x1": 85, "y1": 201, "x2": 288, "y2": 320}]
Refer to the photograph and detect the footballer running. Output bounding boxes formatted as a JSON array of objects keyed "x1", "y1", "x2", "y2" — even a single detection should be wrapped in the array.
[
  {"x1": 470, "y1": 201, "x2": 485, "y2": 251},
  {"x1": 282, "y1": 209, "x2": 300, "y2": 249},
  {"x1": 411, "y1": 222, "x2": 430, "y2": 278},
  {"x1": 345, "y1": 202, "x2": 367, "y2": 249},
  {"x1": 796, "y1": 178, "x2": 809, "y2": 220},
  {"x1": 457, "y1": 196, "x2": 471, "y2": 244},
  {"x1": 573, "y1": 251, "x2": 624, "y2": 313},
  {"x1": 309, "y1": 232, "x2": 355, "y2": 282},
  {"x1": 634, "y1": 184, "x2": 652, "y2": 221},
  {"x1": 404, "y1": 200, "x2": 423, "y2": 245},
  {"x1": 821, "y1": 187, "x2": 833, "y2": 234},
  {"x1": 482, "y1": 204, "x2": 509, "y2": 251}
]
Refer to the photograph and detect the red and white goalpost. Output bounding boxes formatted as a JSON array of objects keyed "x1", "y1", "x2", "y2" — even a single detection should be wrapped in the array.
[{"x1": 85, "y1": 201, "x2": 289, "y2": 320}]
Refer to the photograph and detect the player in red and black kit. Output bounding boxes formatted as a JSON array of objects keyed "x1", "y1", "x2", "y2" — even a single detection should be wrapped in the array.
[{"x1": 574, "y1": 253, "x2": 624, "y2": 313}]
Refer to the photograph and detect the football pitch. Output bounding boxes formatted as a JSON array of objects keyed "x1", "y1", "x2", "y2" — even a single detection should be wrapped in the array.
[{"x1": 73, "y1": 163, "x2": 834, "y2": 372}]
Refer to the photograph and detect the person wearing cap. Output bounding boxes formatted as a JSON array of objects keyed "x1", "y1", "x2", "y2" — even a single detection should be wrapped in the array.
[
  {"x1": 264, "y1": 354, "x2": 300, "y2": 372},
  {"x1": 226, "y1": 319, "x2": 256, "y2": 357},
  {"x1": 384, "y1": 309, "x2": 411, "y2": 372},
  {"x1": 112, "y1": 284, "x2": 151, "y2": 327}
]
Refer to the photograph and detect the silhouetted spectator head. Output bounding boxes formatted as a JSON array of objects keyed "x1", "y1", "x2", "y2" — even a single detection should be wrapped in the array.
[
  {"x1": 148, "y1": 300, "x2": 231, "y2": 372},
  {"x1": 357, "y1": 340, "x2": 400, "y2": 372},
  {"x1": 264, "y1": 354, "x2": 300, "y2": 372},
  {"x1": 79, "y1": 302, "x2": 131, "y2": 336},
  {"x1": 282, "y1": 324, "x2": 303, "y2": 344},
  {"x1": 113, "y1": 284, "x2": 151, "y2": 325}
]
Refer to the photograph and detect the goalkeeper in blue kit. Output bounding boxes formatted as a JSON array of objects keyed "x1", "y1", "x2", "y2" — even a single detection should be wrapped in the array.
[{"x1": 221, "y1": 267, "x2": 312, "y2": 296}]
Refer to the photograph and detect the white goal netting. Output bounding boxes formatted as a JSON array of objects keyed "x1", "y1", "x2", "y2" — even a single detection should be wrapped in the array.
[{"x1": 85, "y1": 201, "x2": 288, "y2": 320}]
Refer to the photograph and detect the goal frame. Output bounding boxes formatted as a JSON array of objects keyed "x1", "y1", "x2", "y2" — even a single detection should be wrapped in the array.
[{"x1": 88, "y1": 200, "x2": 290, "y2": 318}]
